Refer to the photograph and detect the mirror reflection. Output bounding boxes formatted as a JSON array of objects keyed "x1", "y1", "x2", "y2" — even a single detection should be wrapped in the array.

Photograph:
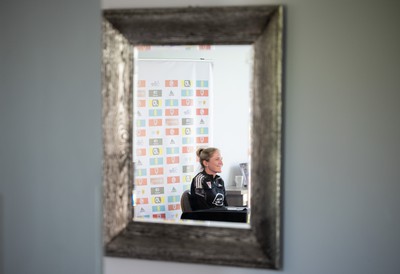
[{"x1": 132, "y1": 45, "x2": 253, "y2": 226}]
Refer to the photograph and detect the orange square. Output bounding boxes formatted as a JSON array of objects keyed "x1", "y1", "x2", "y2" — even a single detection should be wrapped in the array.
[
  {"x1": 136, "y1": 148, "x2": 146, "y2": 156},
  {"x1": 166, "y1": 128, "x2": 179, "y2": 136},
  {"x1": 165, "y1": 108, "x2": 179, "y2": 116},
  {"x1": 167, "y1": 176, "x2": 180, "y2": 184},
  {"x1": 137, "y1": 100, "x2": 146, "y2": 107},
  {"x1": 136, "y1": 197, "x2": 149, "y2": 204},
  {"x1": 196, "y1": 136, "x2": 209, "y2": 144},
  {"x1": 168, "y1": 204, "x2": 181, "y2": 211},
  {"x1": 182, "y1": 146, "x2": 195, "y2": 153},
  {"x1": 150, "y1": 167, "x2": 164, "y2": 175},
  {"x1": 135, "y1": 178, "x2": 148, "y2": 186},
  {"x1": 152, "y1": 213, "x2": 166, "y2": 219},
  {"x1": 181, "y1": 99, "x2": 193, "y2": 106},
  {"x1": 196, "y1": 89, "x2": 209, "y2": 96},
  {"x1": 137, "y1": 80, "x2": 146, "y2": 87},
  {"x1": 165, "y1": 80, "x2": 178, "y2": 87},
  {"x1": 196, "y1": 108, "x2": 209, "y2": 115},
  {"x1": 166, "y1": 156, "x2": 179, "y2": 164},
  {"x1": 136, "y1": 129, "x2": 146, "y2": 137},
  {"x1": 149, "y1": 119, "x2": 163, "y2": 127}
]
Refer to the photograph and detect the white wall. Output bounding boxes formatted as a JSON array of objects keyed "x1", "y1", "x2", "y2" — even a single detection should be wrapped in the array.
[
  {"x1": 138, "y1": 45, "x2": 252, "y2": 185},
  {"x1": 104, "y1": 0, "x2": 400, "y2": 274}
]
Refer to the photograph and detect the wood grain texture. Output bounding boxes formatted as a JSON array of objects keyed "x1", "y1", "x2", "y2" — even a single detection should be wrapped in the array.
[
  {"x1": 102, "y1": 20, "x2": 133, "y2": 244},
  {"x1": 103, "y1": 6, "x2": 276, "y2": 45},
  {"x1": 102, "y1": 5, "x2": 283, "y2": 269},
  {"x1": 252, "y1": 7, "x2": 283, "y2": 268}
]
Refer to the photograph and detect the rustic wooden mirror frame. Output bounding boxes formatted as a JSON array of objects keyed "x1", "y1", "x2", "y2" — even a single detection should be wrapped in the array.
[{"x1": 102, "y1": 5, "x2": 283, "y2": 269}]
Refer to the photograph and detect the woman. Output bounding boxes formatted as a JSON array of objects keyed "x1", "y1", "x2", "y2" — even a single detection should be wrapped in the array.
[{"x1": 190, "y1": 147, "x2": 228, "y2": 211}]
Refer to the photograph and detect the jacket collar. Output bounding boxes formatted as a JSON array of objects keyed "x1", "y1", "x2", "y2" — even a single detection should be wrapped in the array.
[{"x1": 201, "y1": 170, "x2": 220, "y2": 181}]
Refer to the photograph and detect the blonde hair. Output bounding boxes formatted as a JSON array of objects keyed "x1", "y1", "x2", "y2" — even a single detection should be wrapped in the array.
[{"x1": 197, "y1": 147, "x2": 219, "y2": 169}]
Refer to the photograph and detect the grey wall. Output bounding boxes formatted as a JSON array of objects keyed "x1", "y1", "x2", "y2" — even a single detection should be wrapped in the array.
[
  {"x1": 0, "y1": 0, "x2": 102, "y2": 273},
  {"x1": 104, "y1": 0, "x2": 400, "y2": 274},
  {"x1": 1, "y1": 0, "x2": 399, "y2": 274}
]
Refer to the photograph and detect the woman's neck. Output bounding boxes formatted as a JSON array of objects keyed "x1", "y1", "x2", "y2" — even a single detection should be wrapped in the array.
[{"x1": 204, "y1": 168, "x2": 216, "y2": 177}]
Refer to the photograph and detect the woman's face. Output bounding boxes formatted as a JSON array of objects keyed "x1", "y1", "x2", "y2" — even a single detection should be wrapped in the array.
[{"x1": 204, "y1": 150, "x2": 223, "y2": 176}]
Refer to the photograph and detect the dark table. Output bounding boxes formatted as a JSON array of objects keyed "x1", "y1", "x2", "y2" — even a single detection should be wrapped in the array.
[{"x1": 181, "y1": 207, "x2": 248, "y2": 223}]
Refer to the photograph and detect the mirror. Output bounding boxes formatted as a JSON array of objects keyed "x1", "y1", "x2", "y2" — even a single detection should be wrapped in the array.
[
  {"x1": 133, "y1": 45, "x2": 253, "y2": 226},
  {"x1": 102, "y1": 5, "x2": 283, "y2": 269}
]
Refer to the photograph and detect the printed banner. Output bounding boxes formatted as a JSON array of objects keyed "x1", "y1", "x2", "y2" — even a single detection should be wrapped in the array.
[{"x1": 133, "y1": 60, "x2": 213, "y2": 221}]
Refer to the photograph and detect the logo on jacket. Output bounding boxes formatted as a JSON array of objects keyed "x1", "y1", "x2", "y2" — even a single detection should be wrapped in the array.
[{"x1": 212, "y1": 193, "x2": 224, "y2": 206}]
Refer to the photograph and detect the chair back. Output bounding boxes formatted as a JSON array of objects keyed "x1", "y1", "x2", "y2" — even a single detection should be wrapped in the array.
[{"x1": 180, "y1": 190, "x2": 192, "y2": 212}]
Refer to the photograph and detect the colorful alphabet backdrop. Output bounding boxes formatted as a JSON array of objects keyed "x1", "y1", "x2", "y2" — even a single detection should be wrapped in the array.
[{"x1": 133, "y1": 60, "x2": 212, "y2": 221}]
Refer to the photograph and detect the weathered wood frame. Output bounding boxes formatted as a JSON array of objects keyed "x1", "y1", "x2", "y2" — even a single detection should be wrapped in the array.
[{"x1": 102, "y1": 5, "x2": 283, "y2": 269}]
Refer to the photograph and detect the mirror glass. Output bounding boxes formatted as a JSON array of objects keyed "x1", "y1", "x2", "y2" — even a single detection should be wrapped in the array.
[{"x1": 132, "y1": 45, "x2": 253, "y2": 227}]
